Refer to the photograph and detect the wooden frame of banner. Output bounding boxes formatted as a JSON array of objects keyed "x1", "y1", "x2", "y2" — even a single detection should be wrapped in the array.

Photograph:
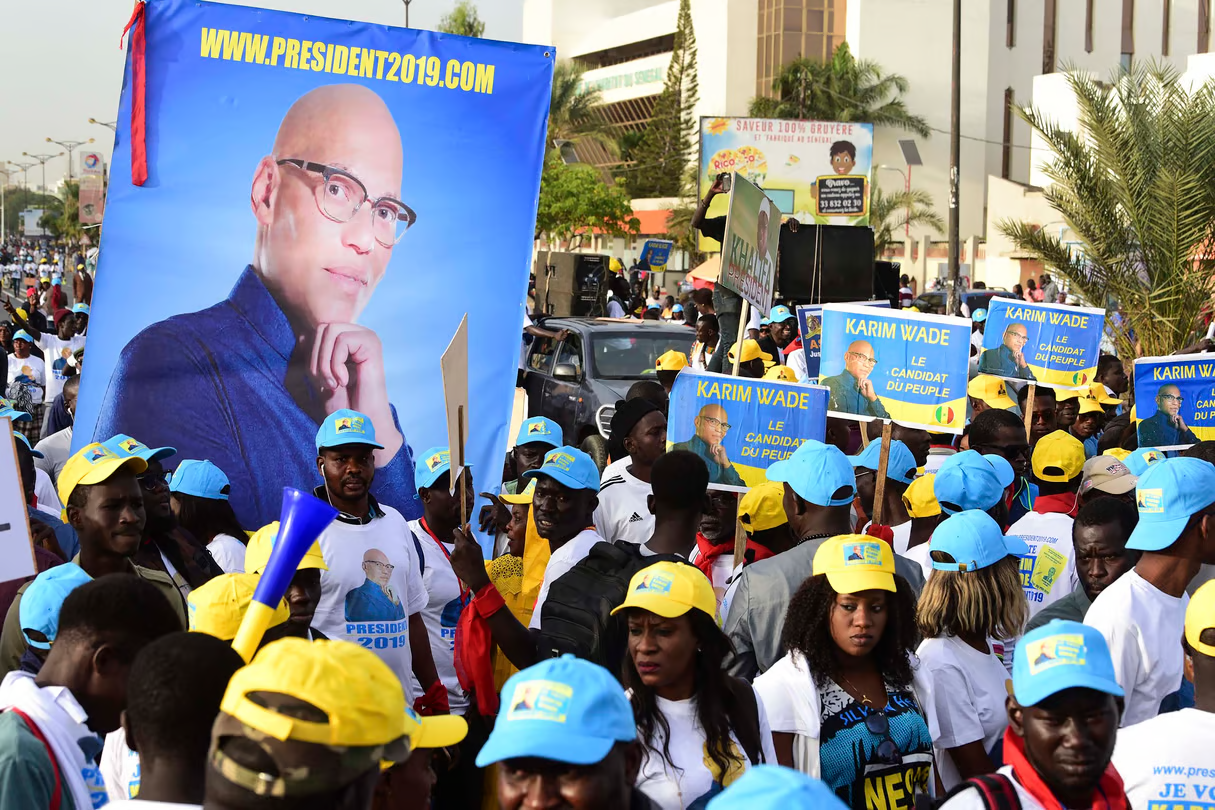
[
  {"x1": 441, "y1": 315, "x2": 470, "y2": 527},
  {"x1": 731, "y1": 301, "x2": 750, "y2": 564},
  {"x1": 869, "y1": 421, "x2": 894, "y2": 527}
]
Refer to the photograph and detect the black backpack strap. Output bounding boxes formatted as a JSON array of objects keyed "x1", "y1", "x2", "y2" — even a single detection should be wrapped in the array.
[
  {"x1": 932, "y1": 774, "x2": 1019, "y2": 810},
  {"x1": 721, "y1": 676, "x2": 764, "y2": 766}
]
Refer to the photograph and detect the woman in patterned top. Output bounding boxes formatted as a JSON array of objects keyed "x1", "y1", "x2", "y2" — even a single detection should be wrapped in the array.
[{"x1": 755, "y1": 535, "x2": 939, "y2": 810}]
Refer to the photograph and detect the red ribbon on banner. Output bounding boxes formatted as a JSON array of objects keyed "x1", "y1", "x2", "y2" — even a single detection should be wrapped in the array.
[{"x1": 120, "y1": 1, "x2": 148, "y2": 186}]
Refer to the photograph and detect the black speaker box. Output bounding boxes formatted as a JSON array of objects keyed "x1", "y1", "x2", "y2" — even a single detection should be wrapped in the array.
[{"x1": 777, "y1": 224, "x2": 874, "y2": 303}]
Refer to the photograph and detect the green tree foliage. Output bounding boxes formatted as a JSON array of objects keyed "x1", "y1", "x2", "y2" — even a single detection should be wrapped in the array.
[
  {"x1": 625, "y1": 0, "x2": 698, "y2": 198},
  {"x1": 749, "y1": 42, "x2": 929, "y2": 137},
  {"x1": 998, "y1": 62, "x2": 1215, "y2": 359},
  {"x1": 870, "y1": 180, "x2": 944, "y2": 257},
  {"x1": 437, "y1": 1, "x2": 485, "y2": 38},
  {"x1": 547, "y1": 60, "x2": 616, "y2": 159},
  {"x1": 535, "y1": 153, "x2": 639, "y2": 244},
  {"x1": 2, "y1": 185, "x2": 61, "y2": 239}
]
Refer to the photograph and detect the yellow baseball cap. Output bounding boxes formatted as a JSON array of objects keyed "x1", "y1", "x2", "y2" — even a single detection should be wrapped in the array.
[
  {"x1": 499, "y1": 479, "x2": 536, "y2": 505},
  {"x1": 610, "y1": 561, "x2": 716, "y2": 621},
  {"x1": 656, "y1": 350, "x2": 689, "y2": 372},
  {"x1": 1186, "y1": 580, "x2": 1215, "y2": 657},
  {"x1": 1103, "y1": 448, "x2": 1132, "y2": 462},
  {"x1": 1032, "y1": 430, "x2": 1086, "y2": 482},
  {"x1": 1054, "y1": 389, "x2": 1081, "y2": 402},
  {"x1": 902, "y1": 474, "x2": 941, "y2": 518},
  {"x1": 14, "y1": 308, "x2": 27, "y2": 321},
  {"x1": 727, "y1": 339, "x2": 773, "y2": 364},
  {"x1": 739, "y1": 480, "x2": 788, "y2": 532},
  {"x1": 966, "y1": 375, "x2": 1015, "y2": 409},
  {"x1": 212, "y1": 638, "x2": 467, "y2": 792},
  {"x1": 763, "y1": 365, "x2": 799, "y2": 382},
  {"x1": 1130, "y1": 404, "x2": 1137, "y2": 421},
  {"x1": 1089, "y1": 384, "x2": 1121, "y2": 406},
  {"x1": 187, "y1": 573, "x2": 290, "y2": 641},
  {"x1": 1078, "y1": 396, "x2": 1104, "y2": 416},
  {"x1": 812, "y1": 534, "x2": 896, "y2": 593},
  {"x1": 57, "y1": 442, "x2": 148, "y2": 506},
  {"x1": 244, "y1": 522, "x2": 328, "y2": 576}
]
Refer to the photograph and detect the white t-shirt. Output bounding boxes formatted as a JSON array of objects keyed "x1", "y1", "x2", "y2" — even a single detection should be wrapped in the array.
[
  {"x1": 206, "y1": 533, "x2": 246, "y2": 574},
  {"x1": 34, "y1": 425, "x2": 72, "y2": 484},
  {"x1": 1112, "y1": 708, "x2": 1215, "y2": 810},
  {"x1": 529, "y1": 529, "x2": 605, "y2": 630},
  {"x1": 593, "y1": 466, "x2": 653, "y2": 546},
  {"x1": 937, "y1": 765, "x2": 1048, "y2": 810},
  {"x1": 33, "y1": 467, "x2": 61, "y2": 517},
  {"x1": 38, "y1": 334, "x2": 83, "y2": 404},
  {"x1": 635, "y1": 690, "x2": 778, "y2": 810},
  {"x1": 1004, "y1": 511, "x2": 1078, "y2": 616},
  {"x1": 904, "y1": 542, "x2": 933, "y2": 581},
  {"x1": 312, "y1": 504, "x2": 428, "y2": 701},
  {"x1": 1085, "y1": 569, "x2": 1189, "y2": 726},
  {"x1": 916, "y1": 634, "x2": 1012, "y2": 790},
  {"x1": 101, "y1": 727, "x2": 141, "y2": 802},
  {"x1": 406, "y1": 519, "x2": 469, "y2": 714},
  {"x1": 784, "y1": 346, "x2": 809, "y2": 382},
  {"x1": 602, "y1": 455, "x2": 630, "y2": 481},
  {"x1": 7, "y1": 353, "x2": 45, "y2": 400}
]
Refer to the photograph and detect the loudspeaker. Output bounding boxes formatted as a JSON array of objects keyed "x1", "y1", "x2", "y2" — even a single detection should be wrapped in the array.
[
  {"x1": 874, "y1": 261, "x2": 901, "y2": 309},
  {"x1": 777, "y1": 224, "x2": 874, "y2": 303},
  {"x1": 533, "y1": 252, "x2": 611, "y2": 316}
]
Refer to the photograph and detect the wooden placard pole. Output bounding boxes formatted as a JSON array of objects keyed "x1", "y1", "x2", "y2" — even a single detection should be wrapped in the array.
[
  {"x1": 1023, "y1": 383, "x2": 1036, "y2": 444},
  {"x1": 457, "y1": 404, "x2": 468, "y2": 528},
  {"x1": 732, "y1": 300, "x2": 751, "y2": 566},
  {"x1": 870, "y1": 420, "x2": 894, "y2": 527}
]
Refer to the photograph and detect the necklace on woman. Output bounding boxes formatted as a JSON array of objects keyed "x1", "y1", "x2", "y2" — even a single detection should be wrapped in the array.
[{"x1": 838, "y1": 672, "x2": 875, "y2": 706}]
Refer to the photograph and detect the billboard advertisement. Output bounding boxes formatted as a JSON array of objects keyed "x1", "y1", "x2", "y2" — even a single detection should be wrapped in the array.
[
  {"x1": 75, "y1": 0, "x2": 553, "y2": 535},
  {"x1": 80, "y1": 151, "x2": 106, "y2": 177},
  {"x1": 698, "y1": 116, "x2": 874, "y2": 251},
  {"x1": 79, "y1": 175, "x2": 105, "y2": 225}
]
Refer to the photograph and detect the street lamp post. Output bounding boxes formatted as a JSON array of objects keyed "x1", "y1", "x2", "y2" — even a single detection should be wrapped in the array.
[
  {"x1": 87, "y1": 118, "x2": 117, "y2": 133},
  {"x1": 402, "y1": 0, "x2": 412, "y2": 26},
  {"x1": 21, "y1": 152, "x2": 63, "y2": 195},
  {"x1": 877, "y1": 164, "x2": 911, "y2": 237},
  {"x1": 47, "y1": 138, "x2": 94, "y2": 184},
  {"x1": 8, "y1": 161, "x2": 34, "y2": 198}
]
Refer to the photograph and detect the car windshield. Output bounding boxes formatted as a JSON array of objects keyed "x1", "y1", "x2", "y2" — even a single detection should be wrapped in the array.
[{"x1": 591, "y1": 332, "x2": 691, "y2": 379}]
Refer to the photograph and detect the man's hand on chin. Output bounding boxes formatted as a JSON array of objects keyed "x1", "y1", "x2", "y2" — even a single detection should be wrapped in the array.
[{"x1": 301, "y1": 322, "x2": 404, "y2": 465}]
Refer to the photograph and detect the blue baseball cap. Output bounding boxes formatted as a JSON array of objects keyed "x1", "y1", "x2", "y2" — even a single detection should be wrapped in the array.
[
  {"x1": 1129, "y1": 457, "x2": 1215, "y2": 551},
  {"x1": 50, "y1": 276, "x2": 61, "y2": 285},
  {"x1": 103, "y1": 433, "x2": 177, "y2": 463},
  {"x1": 414, "y1": 446, "x2": 472, "y2": 490},
  {"x1": 522, "y1": 446, "x2": 600, "y2": 492},
  {"x1": 169, "y1": 459, "x2": 230, "y2": 500},
  {"x1": 1124, "y1": 447, "x2": 1166, "y2": 477},
  {"x1": 475, "y1": 655, "x2": 635, "y2": 767},
  {"x1": 929, "y1": 509, "x2": 1029, "y2": 572},
  {"x1": 647, "y1": 303, "x2": 661, "y2": 310},
  {"x1": 708, "y1": 765, "x2": 849, "y2": 810},
  {"x1": 971, "y1": 308, "x2": 988, "y2": 323},
  {"x1": 12, "y1": 330, "x2": 32, "y2": 344},
  {"x1": 315, "y1": 408, "x2": 385, "y2": 451},
  {"x1": 934, "y1": 450, "x2": 1015, "y2": 514},
  {"x1": 766, "y1": 440, "x2": 856, "y2": 507},
  {"x1": 20, "y1": 563, "x2": 91, "y2": 649},
  {"x1": 760, "y1": 317, "x2": 771, "y2": 326},
  {"x1": 673, "y1": 304, "x2": 683, "y2": 313},
  {"x1": 769, "y1": 305, "x2": 795, "y2": 323},
  {"x1": 72, "y1": 303, "x2": 89, "y2": 315},
  {"x1": 515, "y1": 416, "x2": 562, "y2": 449},
  {"x1": 1012, "y1": 619, "x2": 1124, "y2": 707},
  {"x1": 14, "y1": 432, "x2": 42, "y2": 458},
  {"x1": 0, "y1": 399, "x2": 31, "y2": 423},
  {"x1": 849, "y1": 439, "x2": 917, "y2": 484}
]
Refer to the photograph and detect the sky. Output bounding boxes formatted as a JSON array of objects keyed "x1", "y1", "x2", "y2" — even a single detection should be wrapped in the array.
[{"x1": 1, "y1": 0, "x2": 524, "y2": 191}]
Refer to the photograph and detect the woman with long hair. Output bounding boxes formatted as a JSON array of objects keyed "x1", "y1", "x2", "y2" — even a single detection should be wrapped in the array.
[
  {"x1": 616, "y1": 561, "x2": 776, "y2": 809},
  {"x1": 754, "y1": 535, "x2": 938, "y2": 809},
  {"x1": 168, "y1": 459, "x2": 248, "y2": 573},
  {"x1": 916, "y1": 510, "x2": 1029, "y2": 790}
]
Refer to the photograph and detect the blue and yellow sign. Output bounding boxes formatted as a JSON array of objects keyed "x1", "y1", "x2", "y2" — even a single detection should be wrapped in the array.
[
  {"x1": 640, "y1": 239, "x2": 674, "y2": 269},
  {"x1": 817, "y1": 304, "x2": 970, "y2": 432},
  {"x1": 980, "y1": 299, "x2": 1105, "y2": 389},
  {"x1": 796, "y1": 300, "x2": 890, "y2": 380},
  {"x1": 1133, "y1": 354, "x2": 1215, "y2": 450},
  {"x1": 666, "y1": 370, "x2": 828, "y2": 492}
]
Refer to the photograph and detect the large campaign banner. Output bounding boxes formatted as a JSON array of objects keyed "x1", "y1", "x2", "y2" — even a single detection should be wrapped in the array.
[
  {"x1": 667, "y1": 371, "x2": 828, "y2": 492},
  {"x1": 1133, "y1": 355, "x2": 1215, "y2": 450},
  {"x1": 979, "y1": 299, "x2": 1105, "y2": 389},
  {"x1": 818, "y1": 304, "x2": 970, "y2": 432},
  {"x1": 698, "y1": 116, "x2": 874, "y2": 251},
  {"x1": 797, "y1": 300, "x2": 890, "y2": 381},
  {"x1": 719, "y1": 173, "x2": 780, "y2": 312},
  {"x1": 75, "y1": 0, "x2": 552, "y2": 534}
]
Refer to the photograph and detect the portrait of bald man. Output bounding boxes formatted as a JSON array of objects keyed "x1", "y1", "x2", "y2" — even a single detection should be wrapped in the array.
[
  {"x1": 93, "y1": 83, "x2": 421, "y2": 528},
  {"x1": 1138, "y1": 383, "x2": 1200, "y2": 447},
  {"x1": 671, "y1": 403, "x2": 745, "y2": 486},
  {"x1": 979, "y1": 321, "x2": 1037, "y2": 381},
  {"x1": 344, "y1": 547, "x2": 406, "y2": 622},
  {"x1": 820, "y1": 339, "x2": 890, "y2": 418}
]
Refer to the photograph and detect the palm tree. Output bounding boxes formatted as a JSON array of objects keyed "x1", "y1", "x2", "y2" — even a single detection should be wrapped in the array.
[
  {"x1": 547, "y1": 60, "x2": 617, "y2": 160},
  {"x1": 870, "y1": 180, "x2": 944, "y2": 257},
  {"x1": 998, "y1": 61, "x2": 1215, "y2": 359},
  {"x1": 749, "y1": 42, "x2": 930, "y2": 138}
]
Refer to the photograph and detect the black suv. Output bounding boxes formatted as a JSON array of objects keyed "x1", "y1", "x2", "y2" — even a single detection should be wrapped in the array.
[{"x1": 521, "y1": 317, "x2": 693, "y2": 469}]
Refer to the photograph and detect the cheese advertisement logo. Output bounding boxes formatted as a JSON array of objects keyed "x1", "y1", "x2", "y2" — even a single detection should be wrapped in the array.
[
  {"x1": 1026, "y1": 633, "x2": 1087, "y2": 675},
  {"x1": 508, "y1": 680, "x2": 573, "y2": 724},
  {"x1": 1137, "y1": 488, "x2": 1165, "y2": 514}
]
